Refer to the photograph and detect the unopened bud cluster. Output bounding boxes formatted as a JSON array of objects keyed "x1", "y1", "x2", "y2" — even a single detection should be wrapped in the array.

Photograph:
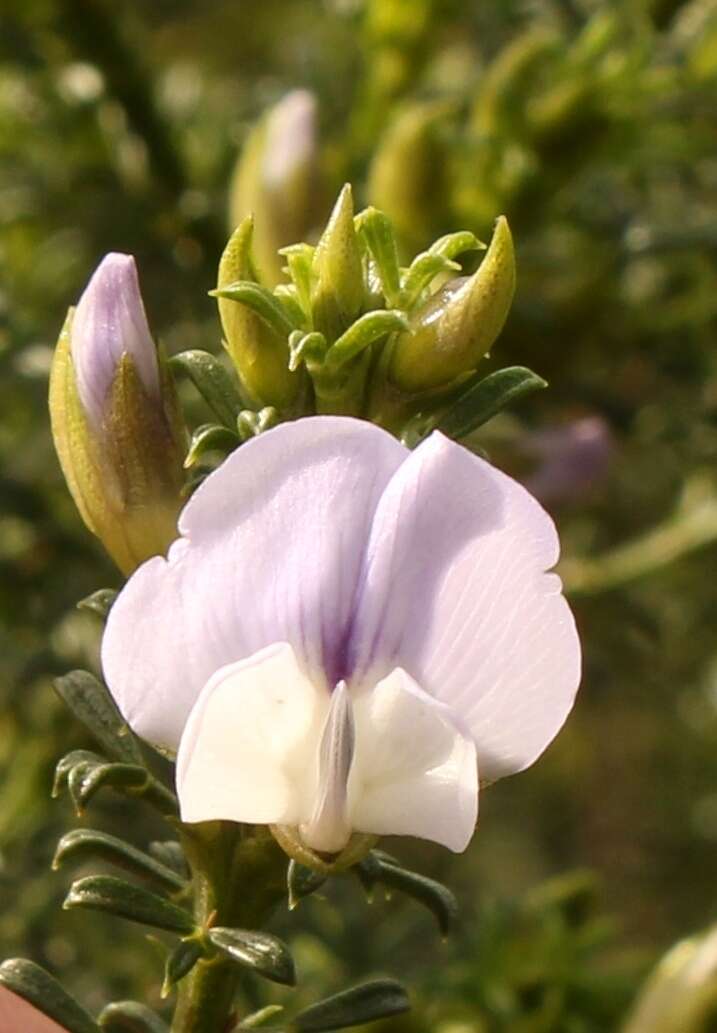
[
  {"x1": 50, "y1": 188, "x2": 515, "y2": 573},
  {"x1": 215, "y1": 184, "x2": 515, "y2": 431}
]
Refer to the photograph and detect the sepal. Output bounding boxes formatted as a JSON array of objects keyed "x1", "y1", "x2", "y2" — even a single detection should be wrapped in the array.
[
  {"x1": 354, "y1": 207, "x2": 402, "y2": 308},
  {"x1": 287, "y1": 860, "x2": 327, "y2": 910},
  {"x1": 236, "y1": 407, "x2": 279, "y2": 441},
  {"x1": 401, "y1": 230, "x2": 484, "y2": 308},
  {"x1": 98, "y1": 1001, "x2": 169, "y2": 1033},
  {"x1": 53, "y1": 670, "x2": 144, "y2": 765},
  {"x1": 435, "y1": 365, "x2": 547, "y2": 441},
  {"x1": 207, "y1": 927, "x2": 296, "y2": 987},
  {"x1": 63, "y1": 875, "x2": 194, "y2": 934},
  {"x1": 53, "y1": 749, "x2": 177, "y2": 817},
  {"x1": 161, "y1": 941, "x2": 204, "y2": 998},
  {"x1": 184, "y1": 424, "x2": 239, "y2": 469},
  {"x1": 354, "y1": 851, "x2": 458, "y2": 935},
  {"x1": 53, "y1": 829, "x2": 186, "y2": 893},
  {"x1": 169, "y1": 350, "x2": 243, "y2": 429},
  {"x1": 292, "y1": 979, "x2": 410, "y2": 1031},
  {"x1": 271, "y1": 824, "x2": 376, "y2": 875}
]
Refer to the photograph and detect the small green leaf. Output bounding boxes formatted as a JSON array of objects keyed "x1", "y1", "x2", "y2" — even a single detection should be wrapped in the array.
[
  {"x1": 437, "y1": 365, "x2": 547, "y2": 440},
  {"x1": 353, "y1": 853, "x2": 382, "y2": 899},
  {"x1": 169, "y1": 350, "x2": 242, "y2": 429},
  {"x1": 64, "y1": 875, "x2": 194, "y2": 934},
  {"x1": 324, "y1": 310, "x2": 408, "y2": 373},
  {"x1": 207, "y1": 927, "x2": 296, "y2": 987},
  {"x1": 355, "y1": 207, "x2": 402, "y2": 307},
  {"x1": 69, "y1": 762, "x2": 148, "y2": 814},
  {"x1": 162, "y1": 940, "x2": 204, "y2": 997},
  {"x1": 53, "y1": 750, "x2": 103, "y2": 798},
  {"x1": 400, "y1": 253, "x2": 461, "y2": 307},
  {"x1": 240, "y1": 1004, "x2": 285, "y2": 1029},
  {"x1": 274, "y1": 284, "x2": 309, "y2": 329},
  {"x1": 0, "y1": 958, "x2": 99, "y2": 1033},
  {"x1": 55, "y1": 750, "x2": 177, "y2": 817},
  {"x1": 280, "y1": 243, "x2": 315, "y2": 315},
  {"x1": 53, "y1": 671, "x2": 144, "y2": 765},
  {"x1": 429, "y1": 230, "x2": 485, "y2": 261},
  {"x1": 288, "y1": 331, "x2": 327, "y2": 374},
  {"x1": 184, "y1": 423, "x2": 239, "y2": 468},
  {"x1": 77, "y1": 589, "x2": 118, "y2": 621},
  {"x1": 374, "y1": 861, "x2": 459, "y2": 936},
  {"x1": 236, "y1": 407, "x2": 279, "y2": 442},
  {"x1": 211, "y1": 282, "x2": 295, "y2": 339},
  {"x1": 288, "y1": 860, "x2": 327, "y2": 909},
  {"x1": 98, "y1": 1001, "x2": 169, "y2": 1033},
  {"x1": 293, "y1": 979, "x2": 410, "y2": 1032},
  {"x1": 53, "y1": 829, "x2": 186, "y2": 893}
]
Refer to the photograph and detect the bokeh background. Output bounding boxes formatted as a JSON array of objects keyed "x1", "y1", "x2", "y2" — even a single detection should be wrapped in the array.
[{"x1": 2, "y1": 0, "x2": 717, "y2": 1029}]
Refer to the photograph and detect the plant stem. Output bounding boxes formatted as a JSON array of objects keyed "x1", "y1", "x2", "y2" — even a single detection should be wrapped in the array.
[{"x1": 171, "y1": 823, "x2": 288, "y2": 1033}]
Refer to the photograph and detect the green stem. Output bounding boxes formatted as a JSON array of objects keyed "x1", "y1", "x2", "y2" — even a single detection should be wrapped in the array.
[
  {"x1": 560, "y1": 482, "x2": 717, "y2": 596},
  {"x1": 171, "y1": 823, "x2": 288, "y2": 1033}
]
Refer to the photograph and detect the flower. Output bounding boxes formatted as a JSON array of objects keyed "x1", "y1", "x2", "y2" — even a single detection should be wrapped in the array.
[
  {"x1": 49, "y1": 253, "x2": 186, "y2": 573},
  {"x1": 103, "y1": 416, "x2": 580, "y2": 857}
]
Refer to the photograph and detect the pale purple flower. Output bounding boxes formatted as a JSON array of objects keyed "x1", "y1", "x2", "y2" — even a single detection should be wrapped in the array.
[
  {"x1": 71, "y1": 252, "x2": 160, "y2": 428},
  {"x1": 103, "y1": 417, "x2": 580, "y2": 854}
]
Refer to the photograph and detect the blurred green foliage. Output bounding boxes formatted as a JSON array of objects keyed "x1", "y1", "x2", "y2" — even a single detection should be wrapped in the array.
[{"x1": 2, "y1": 0, "x2": 717, "y2": 1028}]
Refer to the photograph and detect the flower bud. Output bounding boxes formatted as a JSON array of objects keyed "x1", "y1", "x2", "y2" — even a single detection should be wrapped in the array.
[
  {"x1": 310, "y1": 184, "x2": 364, "y2": 342},
  {"x1": 388, "y1": 215, "x2": 515, "y2": 394},
  {"x1": 228, "y1": 90, "x2": 321, "y2": 286},
  {"x1": 623, "y1": 924, "x2": 717, "y2": 1033},
  {"x1": 217, "y1": 217, "x2": 301, "y2": 409},
  {"x1": 367, "y1": 102, "x2": 448, "y2": 254},
  {"x1": 49, "y1": 253, "x2": 186, "y2": 574}
]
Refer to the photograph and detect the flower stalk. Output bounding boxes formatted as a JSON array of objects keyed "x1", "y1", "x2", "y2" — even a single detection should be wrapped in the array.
[{"x1": 171, "y1": 823, "x2": 287, "y2": 1033}]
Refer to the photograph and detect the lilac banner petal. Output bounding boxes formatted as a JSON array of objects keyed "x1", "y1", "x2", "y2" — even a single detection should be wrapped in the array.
[
  {"x1": 348, "y1": 431, "x2": 581, "y2": 782},
  {"x1": 102, "y1": 417, "x2": 405, "y2": 748},
  {"x1": 0, "y1": 986, "x2": 67, "y2": 1033}
]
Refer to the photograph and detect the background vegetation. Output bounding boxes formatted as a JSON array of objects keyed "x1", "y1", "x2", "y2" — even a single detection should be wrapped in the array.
[{"x1": 2, "y1": 0, "x2": 717, "y2": 1029}]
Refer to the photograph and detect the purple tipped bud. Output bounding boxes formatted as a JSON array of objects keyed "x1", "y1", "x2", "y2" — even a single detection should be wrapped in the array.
[
  {"x1": 71, "y1": 252, "x2": 160, "y2": 428},
  {"x1": 50, "y1": 252, "x2": 187, "y2": 573},
  {"x1": 262, "y1": 89, "x2": 317, "y2": 191}
]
